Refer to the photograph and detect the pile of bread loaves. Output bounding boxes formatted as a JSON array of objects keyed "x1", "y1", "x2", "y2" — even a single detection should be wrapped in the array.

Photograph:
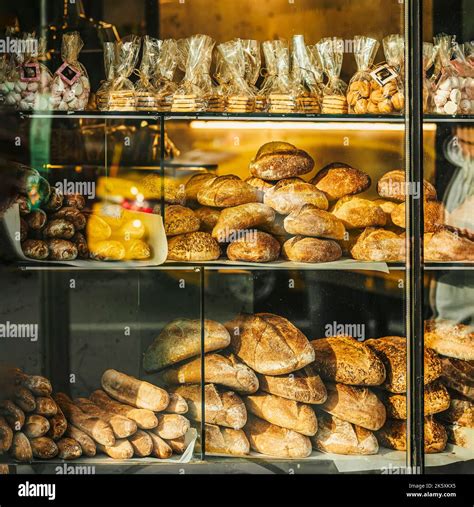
[
  {"x1": 143, "y1": 313, "x2": 473, "y2": 458},
  {"x1": 163, "y1": 142, "x2": 474, "y2": 263},
  {"x1": 0, "y1": 369, "x2": 192, "y2": 462}
]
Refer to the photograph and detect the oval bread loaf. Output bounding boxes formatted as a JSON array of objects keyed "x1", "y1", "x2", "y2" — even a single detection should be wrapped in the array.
[
  {"x1": 284, "y1": 204, "x2": 346, "y2": 239},
  {"x1": 65, "y1": 425, "x2": 97, "y2": 457},
  {"x1": 282, "y1": 236, "x2": 342, "y2": 263},
  {"x1": 30, "y1": 437, "x2": 59, "y2": 459},
  {"x1": 331, "y1": 196, "x2": 386, "y2": 230},
  {"x1": 424, "y1": 227, "x2": 474, "y2": 261},
  {"x1": 377, "y1": 169, "x2": 437, "y2": 201},
  {"x1": 425, "y1": 320, "x2": 474, "y2": 361},
  {"x1": 24, "y1": 415, "x2": 50, "y2": 439},
  {"x1": 264, "y1": 180, "x2": 329, "y2": 214},
  {"x1": 197, "y1": 175, "x2": 259, "y2": 207},
  {"x1": 350, "y1": 227, "x2": 405, "y2": 262},
  {"x1": 0, "y1": 416, "x2": 13, "y2": 453},
  {"x1": 152, "y1": 414, "x2": 190, "y2": 440},
  {"x1": 167, "y1": 232, "x2": 221, "y2": 261},
  {"x1": 10, "y1": 431, "x2": 32, "y2": 462},
  {"x1": 185, "y1": 173, "x2": 215, "y2": 202},
  {"x1": 129, "y1": 429, "x2": 153, "y2": 457},
  {"x1": 57, "y1": 437, "x2": 83, "y2": 460},
  {"x1": 226, "y1": 231, "x2": 281, "y2": 263},
  {"x1": 164, "y1": 205, "x2": 200, "y2": 236}
]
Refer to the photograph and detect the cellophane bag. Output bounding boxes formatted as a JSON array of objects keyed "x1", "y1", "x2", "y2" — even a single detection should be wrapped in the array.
[
  {"x1": 291, "y1": 35, "x2": 323, "y2": 113},
  {"x1": 0, "y1": 27, "x2": 21, "y2": 106},
  {"x1": 171, "y1": 34, "x2": 215, "y2": 112},
  {"x1": 241, "y1": 39, "x2": 262, "y2": 110},
  {"x1": 217, "y1": 39, "x2": 255, "y2": 112},
  {"x1": 16, "y1": 34, "x2": 53, "y2": 111},
  {"x1": 96, "y1": 42, "x2": 116, "y2": 111},
  {"x1": 260, "y1": 39, "x2": 296, "y2": 113},
  {"x1": 422, "y1": 42, "x2": 437, "y2": 113},
  {"x1": 451, "y1": 42, "x2": 474, "y2": 114},
  {"x1": 50, "y1": 32, "x2": 90, "y2": 111},
  {"x1": 347, "y1": 36, "x2": 379, "y2": 114},
  {"x1": 154, "y1": 39, "x2": 180, "y2": 111},
  {"x1": 316, "y1": 37, "x2": 348, "y2": 114},
  {"x1": 135, "y1": 36, "x2": 162, "y2": 111}
]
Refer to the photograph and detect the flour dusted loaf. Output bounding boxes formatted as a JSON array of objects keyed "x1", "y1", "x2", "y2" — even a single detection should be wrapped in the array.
[
  {"x1": 249, "y1": 142, "x2": 315, "y2": 181},
  {"x1": 204, "y1": 423, "x2": 250, "y2": 455},
  {"x1": 226, "y1": 313, "x2": 315, "y2": 375},
  {"x1": 197, "y1": 175, "x2": 259, "y2": 207},
  {"x1": 143, "y1": 318, "x2": 231, "y2": 372},
  {"x1": 185, "y1": 173, "x2": 215, "y2": 202},
  {"x1": 424, "y1": 227, "x2": 474, "y2": 261},
  {"x1": 194, "y1": 207, "x2": 221, "y2": 233},
  {"x1": 311, "y1": 412, "x2": 378, "y2": 455},
  {"x1": 377, "y1": 169, "x2": 437, "y2": 201},
  {"x1": 311, "y1": 335, "x2": 386, "y2": 386},
  {"x1": 284, "y1": 204, "x2": 346, "y2": 240},
  {"x1": 164, "y1": 205, "x2": 200, "y2": 236},
  {"x1": 445, "y1": 423, "x2": 474, "y2": 449},
  {"x1": 425, "y1": 320, "x2": 474, "y2": 361},
  {"x1": 310, "y1": 162, "x2": 371, "y2": 201},
  {"x1": 264, "y1": 180, "x2": 328, "y2": 214},
  {"x1": 350, "y1": 227, "x2": 405, "y2": 262},
  {"x1": 226, "y1": 231, "x2": 280, "y2": 263},
  {"x1": 331, "y1": 197, "x2": 387, "y2": 230},
  {"x1": 167, "y1": 232, "x2": 220, "y2": 261},
  {"x1": 391, "y1": 200, "x2": 446, "y2": 232},
  {"x1": 282, "y1": 236, "x2": 342, "y2": 263}
]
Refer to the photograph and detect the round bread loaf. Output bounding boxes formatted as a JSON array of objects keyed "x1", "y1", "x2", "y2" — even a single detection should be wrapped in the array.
[
  {"x1": 257, "y1": 365, "x2": 327, "y2": 404},
  {"x1": 310, "y1": 162, "x2": 371, "y2": 201},
  {"x1": 249, "y1": 142, "x2": 315, "y2": 181},
  {"x1": 321, "y1": 383, "x2": 386, "y2": 431},
  {"x1": 164, "y1": 205, "x2": 200, "y2": 236},
  {"x1": 391, "y1": 200, "x2": 446, "y2": 231},
  {"x1": 244, "y1": 414, "x2": 312, "y2": 458},
  {"x1": 311, "y1": 412, "x2": 379, "y2": 455},
  {"x1": 264, "y1": 180, "x2": 329, "y2": 214},
  {"x1": 167, "y1": 232, "x2": 220, "y2": 261},
  {"x1": 282, "y1": 236, "x2": 342, "y2": 263},
  {"x1": 332, "y1": 196, "x2": 387, "y2": 229},
  {"x1": 311, "y1": 335, "x2": 386, "y2": 386},
  {"x1": 212, "y1": 203, "x2": 275, "y2": 242},
  {"x1": 194, "y1": 207, "x2": 221, "y2": 233},
  {"x1": 377, "y1": 169, "x2": 437, "y2": 201},
  {"x1": 226, "y1": 313, "x2": 315, "y2": 375},
  {"x1": 226, "y1": 231, "x2": 280, "y2": 262},
  {"x1": 425, "y1": 320, "x2": 474, "y2": 361},
  {"x1": 197, "y1": 175, "x2": 258, "y2": 207},
  {"x1": 350, "y1": 227, "x2": 405, "y2": 262},
  {"x1": 185, "y1": 173, "x2": 216, "y2": 202},
  {"x1": 424, "y1": 227, "x2": 474, "y2": 261},
  {"x1": 284, "y1": 204, "x2": 346, "y2": 240}
]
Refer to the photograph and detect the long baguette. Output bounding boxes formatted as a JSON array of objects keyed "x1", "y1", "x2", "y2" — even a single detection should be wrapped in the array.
[
  {"x1": 65, "y1": 425, "x2": 96, "y2": 457},
  {"x1": 10, "y1": 432, "x2": 32, "y2": 462},
  {"x1": 165, "y1": 393, "x2": 188, "y2": 414},
  {"x1": 152, "y1": 414, "x2": 190, "y2": 440},
  {"x1": 90, "y1": 390, "x2": 158, "y2": 429},
  {"x1": 12, "y1": 386, "x2": 36, "y2": 413},
  {"x1": 0, "y1": 416, "x2": 13, "y2": 453},
  {"x1": 147, "y1": 431, "x2": 173, "y2": 459},
  {"x1": 101, "y1": 369, "x2": 169, "y2": 412},
  {"x1": 129, "y1": 430, "x2": 153, "y2": 457},
  {"x1": 97, "y1": 439, "x2": 134, "y2": 459},
  {"x1": 15, "y1": 372, "x2": 52, "y2": 396},
  {"x1": 165, "y1": 435, "x2": 187, "y2": 454},
  {"x1": 54, "y1": 393, "x2": 115, "y2": 446},
  {"x1": 47, "y1": 406, "x2": 68, "y2": 441}
]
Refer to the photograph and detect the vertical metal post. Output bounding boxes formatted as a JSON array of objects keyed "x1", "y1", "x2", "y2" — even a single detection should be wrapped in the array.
[
  {"x1": 406, "y1": 0, "x2": 425, "y2": 473},
  {"x1": 199, "y1": 267, "x2": 206, "y2": 460}
]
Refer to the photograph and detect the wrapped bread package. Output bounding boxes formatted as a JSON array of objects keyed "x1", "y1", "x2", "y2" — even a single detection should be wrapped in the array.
[
  {"x1": 135, "y1": 36, "x2": 162, "y2": 110},
  {"x1": 154, "y1": 39, "x2": 180, "y2": 111}
]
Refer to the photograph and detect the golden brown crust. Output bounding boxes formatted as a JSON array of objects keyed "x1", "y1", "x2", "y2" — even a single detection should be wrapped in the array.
[
  {"x1": 377, "y1": 169, "x2": 437, "y2": 201},
  {"x1": 204, "y1": 423, "x2": 250, "y2": 455},
  {"x1": 424, "y1": 227, "x2": 474, "y2": 261},
  {"x1": 284, "y1": 204, "x2": 346, "y2": 240},
  {"x1": 440, "y1": 358, "x2": 474, "y2": 401},
  {"x1": 439, "y1": 395, "x2": 474, "y2": 428},
  {"x1": 391, "y1": 201, "x2": 447, "y2": 232},
  {"x1": 332, "y1": 196, "x2": 387, "y2": 230},
  {"x1": 164, "y1": 205, "x2": 200, "y2": 236},
  {"x1": 310, "y1": 162, "x2": 371, "y2": 201},
  {"x1": 425, "y1": 320, "x2": 474, "y2": 361},
  {"x1": 282, "y1": 236, "x2": 342, "y2": 263},
  {"x1": 194, "y1": 207, "x2": 221, "y2": 233},
  {"x1": 226, "y1": 231, "x2": 281, "y2": 263},
  {"x1": 185, "y1": 173, "x2": 216, "y2": 202},
  {"x1": 245, "y1": 176, "x2": 275, "y2": 197},
  {"x1": 350, "y1": 227, "x2": 405, "y2": 262},
  {"x1": 141, "y1": 174, "x2": 186, "y2": 205},
  {"x1": 167, "y1": 232, "x2": 221, "y2": 261},
  {"x1": 264, "y1": 180, "x2": 329, "y2": 214},
  {"x1": 311, "y1": 335, "x2": 386, "y2": 386},
  {"x1": 197, "y1": 176, "x2": 258, "y2": 207}
]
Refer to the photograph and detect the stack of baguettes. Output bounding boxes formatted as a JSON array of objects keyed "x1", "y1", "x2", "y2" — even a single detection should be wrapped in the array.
[
  {"x1": 425, "y1": 320, "x2": 474, "y2": 450},
  {"x1": 0, "y1": 368, "x2": 192, "y2": 462}
]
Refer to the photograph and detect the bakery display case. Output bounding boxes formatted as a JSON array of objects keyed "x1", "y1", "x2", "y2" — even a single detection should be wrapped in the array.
[{"x1": 0, "y1": 0, "x2": 472, "y2": 481}]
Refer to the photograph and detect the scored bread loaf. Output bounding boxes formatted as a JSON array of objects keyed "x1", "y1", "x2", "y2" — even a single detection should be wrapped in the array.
[
  {"x1": 226, "y1": 313, "x2": 315, "y2": 375},
  {"x1": 185, "y1": 173, "x2": 216, "y2": 202},
  {"x1": 365, "y1": 336, "x2": 442, "y2": 393},
  {"x1": 310, "y1": 162, "x2": 371, "y2": 201},
  {"x1": 165, "y1": 435, "x2": 187, "y2": 454},
  {"x1": 425, "y1": 320, "x2": 474, "y2": 361},
  {"x1": 244, "y1": 414, "x2": 312, "y2": 458},
  {"x1": 391, "y1": 201, "x2": 446, "y2": 232},
  {"x1": 438, "y1": 395, "x2": 473, "y2": 427},
  {"x1": 194, "y1": 207, "x2": 221, "y2": 233},
  {"x1": 226, "y1": 231, "x2": 280, "y2": 263},
  {"x1": 331, "y1": 197, "x2": 386, "y2": 230},
  {"x1": 152, "y1": 414, "x2": 190, "y2": 440},
  {"x1": 264, "y1": 180, "x2": 329, "y2": 214},
  {"x1": 160, "y1": 352, "x2": 259, "y2": 394},
  {"x1": 424, "y1": 227, "x2": 474, "y2": 261},
  {"x1": 283, "y1": 204, "x2": 346, "y2": 240},
  {"x1": 311, "y1": 411, "x2": 378, "y2": 455},
  {"x1": 350, "y1": 227, "x2": 405, "y2": 262},
  {"x1": 244, "y1": 392, "x2": 318, "y2": 436},
  {"x1": 143, "y1": 318, "x2": 231, "y2": 372},
  {"x1": 164, "y1": 205, "x2": 200, "y2": 236},
  {"x1": 170, "y1": 384, "x2": 247, "y2": 430},
  {"x1": 311, "y1": 335, "x2": 386, "y2": 386},
  {"x1": 377, "y1": 169, "x2": 437, "y2": 201},
  {"x1": 167, "y1": 232, "x2": 221, "y2": 261},
  {"x1": 197, "y1": 175, "x2": 259, "y2": 208},
  {"x1": 445, "y1": 423, "x2": 474, "y2": 449},
  {"x1": 245, "y1": 176, "x2": 275, "y2": 195},
  {"x1": 282, "y1": 236, "x2": 342, "y2": 263},
  {"x1": 204, "y1": 423, "x2": 250, "y2": 455},
  {"x1": 321, "y1": 383, "x2": 386, "y2": 431},
  {"x1": 257, "y1": 365, "x2": 327, "y2": 404}
]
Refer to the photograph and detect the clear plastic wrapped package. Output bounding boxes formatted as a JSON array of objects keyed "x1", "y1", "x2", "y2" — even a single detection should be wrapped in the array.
[
  {"x1": 316, "y1": 37, "x2": 348, "y2": 114},
  {"x1": 96, "y1": 42, "x2": 116, "y2": 111},
  {"x1": 50, "y1": 32, "x2": 90, "y2": 111},
  {"x1": 346, "y1": 36, "x2": 379, "y2": 114},
  {"x1": 422, "y1": 42, "x2": 437, "y2": 113},
  {"x1": 450, "y1": 42, "x2": 474, "y2": 114},
  {"x1": 0, "y1": 27, "x2": 21, "y2": 106},
  {"x1": 240, "y1": 39, "x2": 262, "y2": 111},
  {"x1": 135, "y1": 36, "x2": 162, "y2": 111},
  {"x1": 154, "y1": 39, "x2": 180, "y2": 111}
]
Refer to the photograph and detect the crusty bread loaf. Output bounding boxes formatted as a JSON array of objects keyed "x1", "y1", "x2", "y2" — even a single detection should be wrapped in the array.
[
  {"x1": 425, "y1": 320, "x2": 474, "y2": 361},
  {"x1": 170, "y1": 384, "x2": 247, "y2": 430},
  {"x1": 204, "y1": 423, "x2": 250, "y2": 455},
  {"x1": 197, "y1": 175, "x2": 259, "y2": 207},
  {"x1": 376, "y1": 417, "x2": 447, "y2": 453},
  {"x1": 365, "y1": 336, "x2": 442, "y2": 393},
  {"x1": 321, "y1": 383, "x2": 386, "y2": 430},
  {"x1": 143, "y1": 318, "x2": 231, "y2": 372},
  {"x1": 165, "y1": 393, "x2": 188, "y2": 415},
  {"x1": 245, "y1": 176, "x2": 275, "y2": 195},
  {"x1": 30, "y1": 436, "x2": 59, "y2": 459},
  {"x1": 391, "y1": 201, "x2": 446, "y2": 232},
  {"x1": 440, "y1": 358, "x2": 474, "y2": 401},
  {"x1": 24, "y1": 415, "x2": 50, "y2": 439},
  {"x1": 212, "y1": 203, "x2": 275, "y2": 242},
  {"x1": 258, "y1": 213, "x2": 287, "y2": 237},
  {"x1": 311, "y1": 411, "x2": 378, "y2": 455},
  {"x1": 165, "y1": 435, "x2": 187, "y2": 454},
  {"x1": 147, "y1": 431, "x2": 173, "y2": 459},
  {"x1": 264, "y1": 180, "x2": 328, "y2": 214},
  {"x1": 185, "y1": 173, "x2": 215, "y2": 202},
  {"x1": 424, "y1": 227, "x2": 474, "y2": 261},
  {"x1": 283, "y1": 204, "x2": 346, "y2": 240},
  {"x1": 10, "y1": 432, "x2": 32, "y2": 462},
  {"x1": 377, "y1": 169, "x2": 437, "y2": 201},
  {"x1": 351, "y1": 227, "x2": 405, "y2": 261},
  {"x1": 164, "y1": 205, "x2": 200, "y2": 236},
  {"x1": 226, "y1": 231, "x2": 280, "y2": 262},
  {"x1": 310, "y1": 162, "x2": 371, "y2": 201},
  {"x1": 437, "y1": 394, "x2": 473, "y2": 427},
  {"x1": 257, "y1": 365, "x2": 327, "y2": 404},
  {"x1": 311, "y1": 335, "x2": 386, "y2": 386},
  {"x1": 332, "y1": 197, "x2": 386, "y2": 230},
  {"x1": 249, "y1": 142, "x2": 314, "y2": 181},
  {"x1": 152, "y1": 414, "x2": 190, "y2": 440},
  {"x1": 244, "y1": 392, "x2": 318, "y2": 436},
  {"x1": 445, "y1": 423, "x2": 473, "y2": 449},
  {"x1": 141, "y1": 174, "x2": 186, "y2": 205},
  {"x1": 97, "y1": 439, "x2": 134, "y2": 459},
  {"x1": 129, "y1": 429, "x2": 153, "y2": 457},
  {"x1": 167, "y1": 232, "x2": 221, "y2": 261},
  {"x1": 65, "y1": 425, "x2": 96, "y2": 457},
  {"x1": 57, "y1": 437, "x2": 82, "y2": 460},
  {"x1": 245, "y1": 414, "x2": 312, "y2": 457},
  {"x1": 282, "y1": 236, "x2": 342, "y2": 263},
  {"x1": 161, "y1": 352, "x2": 259, "y2": 394},
  {"x1": 0, "y1": 416, "x2": 13, "y2": 453},
  {"x1": 226, "y1": 313, "x2": 315, "y2": 375},
  {"x1": 381, "y1": 381, "x2": 450, "y2": 419},
  {"x1": 194, "y1": 207, "x2": 221, "y2": 233}
]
